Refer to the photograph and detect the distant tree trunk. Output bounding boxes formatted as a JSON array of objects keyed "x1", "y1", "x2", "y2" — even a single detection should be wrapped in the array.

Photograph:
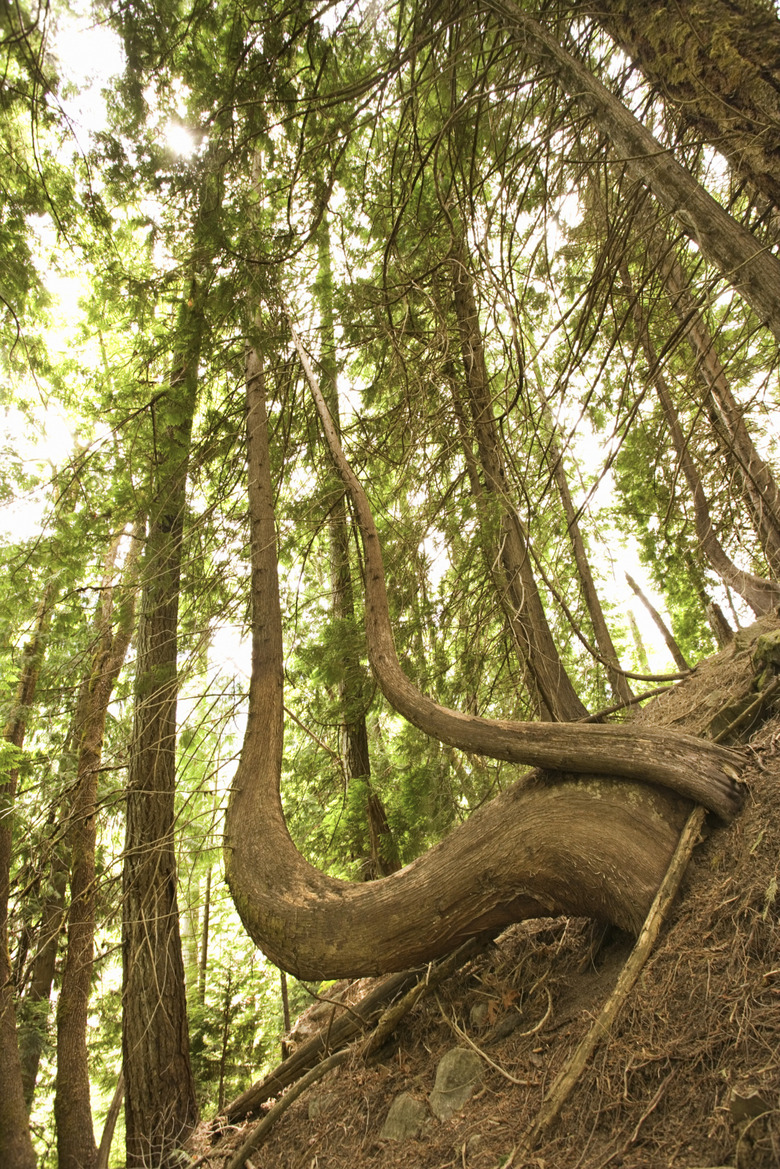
[
  {"x1": 0, "y1": 584, "x2": 56, "y2": 1169},
  {"x1": 17, "y1": 847, "x2": 67, "y2": 1107},
  {"x1": 316, "y1": 224, "x2": 399, "y2": 877},
  {"x1": 123, "y1": 290, "x2": 203, "y2": 1167},
  {"x1": 577, "y1": 0, "x2": 780, "y2": 212},
  {"x1": 625, "y1": 574, "x2": 690, "y2": 672},
  {"x1": 534, "y1": 391, "x2": 634, "y2": 705},
  {"x1": 659, "y1": 252, "x2": 780, "y2": 575},
  {"x1": 623, "y1": 264, "x2": 780, "y2": 616},
  {"x1": 55, "y1": 529, "x2": 140, "y2": 1169},
  {"x1": 198, "y1": 865, "x2": 211, "y2": 1004},
  {"x1": 451, "y1": 243, "x2": 587, "y2": 720},
  {"x1": 96, "y1": 1071, "x2": 124, "y2": 1169},
  {"x1": 448, "y1": 368, "x2": 549, "y2": 718}
]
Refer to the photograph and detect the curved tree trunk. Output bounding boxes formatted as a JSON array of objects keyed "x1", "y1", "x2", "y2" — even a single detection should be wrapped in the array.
[{"x1": 224, "y1": 337, "x2": 743, "y2": 983}]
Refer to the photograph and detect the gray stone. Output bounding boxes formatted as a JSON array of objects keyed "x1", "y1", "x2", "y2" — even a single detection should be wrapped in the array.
[
  {"x1": 429, "y1": 1047, "x2": 484, "y2": 1121},
  {"x1": 379, "y1": 1092, "x2": 428, "y2": 1140}
]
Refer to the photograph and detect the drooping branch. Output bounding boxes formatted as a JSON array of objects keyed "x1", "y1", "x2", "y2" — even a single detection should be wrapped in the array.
[
  {"x1": 289, "y1": 322, "x2": 743, "y2": 814},
  {"x1": 224, "y1": 336, "x2": 743, "y2": 984}
]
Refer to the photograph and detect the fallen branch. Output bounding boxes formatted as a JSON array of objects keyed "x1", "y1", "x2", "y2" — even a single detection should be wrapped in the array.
[
  {"x1": 527, "y1": 804, "x2": 706, "y2": 1146},
  {"x1": 218, "y1": 934, "x2": 493, "y2": 1131},
  {"x1": 217, "y1": 935, "x2": 494, "y2": 1167}
]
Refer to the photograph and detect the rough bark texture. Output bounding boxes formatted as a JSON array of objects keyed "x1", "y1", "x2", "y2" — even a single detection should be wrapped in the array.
[
  {"x1": 451, "y1": 246, "x2": 587, "y2": 720},
  {"x1": 577, "y1": 0, "x2": 780, "y2": 212},
  {"x1": 55, "y1": 533, "x2": 139, "y2": 1169},
  {"x1": 224, "y1": 335, "x2": 744, "y2": 983},
  {"x1": 490, "y1": 0, "x2": 780, "y2": 341},
  {"x1": 122, "y1": 305, "x2": 201, "y2": 1168},
  {"x1": 0, "y1": 587, "x2": 55, "y2": 1169}
]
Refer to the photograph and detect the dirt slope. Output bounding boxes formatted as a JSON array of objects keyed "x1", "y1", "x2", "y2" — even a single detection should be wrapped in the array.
[{"x1": 201, "y1": 617, "x2": 780, "y2": 1169}]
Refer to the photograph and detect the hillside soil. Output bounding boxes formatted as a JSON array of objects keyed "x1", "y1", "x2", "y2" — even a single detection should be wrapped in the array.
[{"x1": 195, "y1": 616, "x2": 780, "y2": 1169}]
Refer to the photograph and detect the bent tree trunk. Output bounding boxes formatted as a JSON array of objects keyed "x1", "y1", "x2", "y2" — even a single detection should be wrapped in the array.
[{"x1": 224, "y1": 337, "x2": 743, "y2": 982}]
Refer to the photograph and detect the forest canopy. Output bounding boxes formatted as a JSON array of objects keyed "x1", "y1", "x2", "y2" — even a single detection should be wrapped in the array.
[{"x1": 2, "y1": 0, "x2": 780, "y2": 1166}]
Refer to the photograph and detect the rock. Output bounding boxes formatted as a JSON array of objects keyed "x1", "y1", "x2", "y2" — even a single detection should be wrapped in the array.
[
  {"x1": 429, "y1": 1047, "x2": 484, "y2": 1121},
  {"x1": 469, "y1": 1001, "x2": 489, "y2": 1030},
  {"x1": 379, "y1": 1092, "x2": 428, "y2": 1140}
]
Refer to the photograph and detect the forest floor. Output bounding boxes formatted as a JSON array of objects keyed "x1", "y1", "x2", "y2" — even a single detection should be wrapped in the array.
[{"x1": 193, "y1": 616, "x2": 780, "y2": 1169}]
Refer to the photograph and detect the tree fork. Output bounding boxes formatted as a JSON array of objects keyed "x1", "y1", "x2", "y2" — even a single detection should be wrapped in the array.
[{"x1": 223, "y1": 333, "x2": 744, "y2": 985}]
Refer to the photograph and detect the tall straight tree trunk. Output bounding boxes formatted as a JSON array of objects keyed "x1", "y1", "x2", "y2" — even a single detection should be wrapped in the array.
[
  {"x1": 625, "y1": 574, "x2": 690, "y2": 672},
  {"x1": 490, "y1": 0, "x2": 780, "y2": 341},
  {"x1": 447, "y1": 369, "x2": 550, "y2": 719},
  {"x1": 316, "y1": 224, "x2": 399, "y2": 876},
  {"x1": 623, "y1": 264, "x2": 780, "y2": 616},
  {"x1": 659, "y1": 251, "x2": 780, "y2": 575},
  {"x1": 122, "y1": 289, "x2": 203, "y2": 1168},
  {"x1": 0, "y1": 583, "x2": 56, "y2": 1169},
  {"x1": 55, "y1": 529, "x2": 140, "y2": 1169},
  {"x1": 451, "y1": 243, "x2": 587, "y2": 720},
  {"x1": 575, "y1": 0, "x2": 780, "y2": 212}
]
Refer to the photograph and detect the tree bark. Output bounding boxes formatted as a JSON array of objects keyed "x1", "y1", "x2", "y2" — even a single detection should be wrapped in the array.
[
  {"x1": 1, "y1": 585, "x2": 56, "y2": 1169},
  {"x1": 488, "y1": 0, "x2": 780, "y2": 341},
  {"x1": 55, "y1": 529, "x2": 140, "y2": 1169},
  {"x1": 223, "y1": 331, "x2": 743, "y2": 983},
  {"x1": 576, "y1": 0, "x2": 780, "y2": 213},
  {"x1": 122, "y1": 295, "x2": 202, "y2": 1168}
]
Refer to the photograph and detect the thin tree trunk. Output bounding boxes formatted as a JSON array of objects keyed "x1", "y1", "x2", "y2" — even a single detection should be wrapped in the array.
[
  {"x1": 447, "y1": 368, "x2": 550, "y2": 718},
  {"x1": 17, "y1": 848, "x2": 67, "y2": 1108},
  {"x1": 223, "y1": 327, "x2": 743, "y2": 983},
  {"x1": 198, "y1": 866, "x2": 211, "y2": 1005},
  {"x1": 317, "y1": 223, "x2": 399, "y2": 876},
  {"x1": 625, "y1": 573, "x2": 690, "y2": 672},
  {"x1": 623, "y1": 265, "x2": 780, "y2": 615},
  {"x1": 55, "y1": 528, "x2": 140, "y2": 1169},
  {"x1": 659, "y1": 251, "x2": 780, "y2": 575},
  {"x1": 534, "y1": 391, "x2": 634, "y2": 704},
  {"x1": 1, "y1": 584, "x2": 56, "y2": 1169},
  {"x1": 122, "y1": 291, "x2": 202, "y2": 1168},
  {"x1": 96, "y1": 1071, "x2": 124, "y2": 1169},
  {"x1": 451, "y1": 244, "x2": 587, "y2": 720},
  {"x1": 490, "y1": 0, "x2": 780, "y2": 341}
]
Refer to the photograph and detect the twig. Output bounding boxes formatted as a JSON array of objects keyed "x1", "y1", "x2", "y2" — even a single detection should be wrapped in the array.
[
  {"x1": 435, "y1": 994, "x2": 535, "y2": 1085},
  {"x1": 526, "y1": 804, "x2": 706, "y2": 1146},
  {"x1": 224, "y1": 1050, "x2": 350, "y2": 1169}
]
